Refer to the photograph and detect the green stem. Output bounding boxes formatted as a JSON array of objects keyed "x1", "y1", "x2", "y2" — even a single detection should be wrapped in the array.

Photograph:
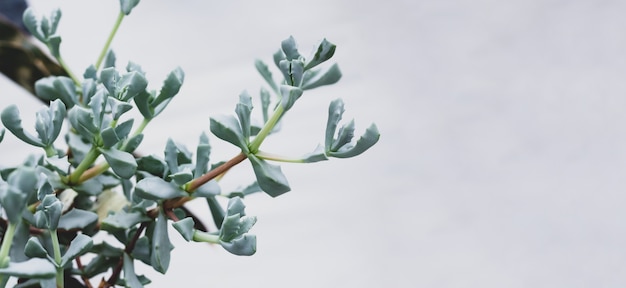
[
  {"x1": 0, "y1": 222, "x2": 17, "y2": 287},
  {"x1": 95, "y1": 11, "x2": 125, "y2": 70},
  {"x1": 0, "y1": 222, "x2": 16, "y2": 266},
  {"x1": 249, "y1": 105, "x2": 285, "y2": 153},
  {"x1": 50, "y1": 230, "x2": 63, "y2": 288},
  {"x1": 56, "y1": 56, "x2": 81, "y2": 85},
  {"x1": 192, "y1": 230, "x2": 220, "y2": 244},
  {"x1": 68, "y1": 146, "x2": 100, "y2": 184},
  {"x1": 254, "y1": 150, "x2": 304, "y2": 163}
]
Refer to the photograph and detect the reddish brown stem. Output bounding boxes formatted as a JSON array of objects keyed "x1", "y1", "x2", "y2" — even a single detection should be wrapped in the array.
[
  {"x1": 103, "y1": 222, "x2": 148, "y2": 287},
  {"x1": 186, "y1": 152, "x2": 247, "y2": 192}
]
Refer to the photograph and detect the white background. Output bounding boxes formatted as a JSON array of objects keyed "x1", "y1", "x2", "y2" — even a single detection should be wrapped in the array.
[{"x1": 2, "y1": 0, "x2": 626, "y2": 287}]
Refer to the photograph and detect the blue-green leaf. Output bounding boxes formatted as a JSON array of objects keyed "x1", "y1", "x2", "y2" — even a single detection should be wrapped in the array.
[
  {"x1": 194, "y1": 133, "x2": 211, "y2": 178},
  {"x1": 164, "y1": 139, "x2": 180, "y2": 174},
  {"x1": 168, "y1": 170, "x2": 193, "y2": 187},
  {"x1": 151, "y1": 210, "x2": 173, "y2": 274},
  {"x1": 209, "y1": 115, "x2": 248, "y2": 153},
  {"x1": 281, "y1": 36, "x2": 301, "y2": 61},
  {"x1": 236, "y1": 91, "x2": 253, "y2": 141},
  {"x1": 37, "y1": 194, "x2": 62, "y2": 230},
  {"x1": 60, "y1": 234, "x2": 93, "y2": 267},
  {"x1": 172, "y1": 218, "x2": 195, "y2": 242},
  {"x1": 260, "y1": 88, "x2": 271, "y2": 123},
  {"x1": 151, "y1": 67, "x2": 184, "y2": 115},
  {"x1": 101, "y1": 210, "x2": 150, "y2": 231},
  {"x1": 206, "y1": 197, "x2": 224, "y2": 229},
  {"x1": 24, "y1": 237, "x2": 48, "y2": 258},
  {"x1": 47, "y1": 35, "x2": 61, "y2": 58},
  {"x1": 134, "y1": 177, "x2": 187, "y2": 201},
  {"x1": 220, "y1": 234, "x2": 256, "y2": 256},
  {"x1": 23, "y1": 8, "x2": 45, "y2": 42},
  {"x1": 68, "y1": 106, "x2": 98, "y2": 142},
  {"x1": 193, "y1": 180, "x2": 220, "y2": 198},
  {"x1": 247, "y1": 154, "x2": 290, "y2": 197},
  {"x1": 34, "y1": 76, "x2": 77, "y2": 108},
  {"x1": 325, "y1": 99, "x2": 344, "y2": 150},
  {"x1": 254, "y1": 60, "x2": 278, "y2": 94},
  {"x1": 104, "y1": 49, "x2": 116, "y2": 69},
  {"x1": 1, "y1": 105, "x2": 45, "y2": 147},
  {"x1": 328, "y1": 123, "x2": 380, "y2": 158},
  {"x1": 58, "y1": 209, "x2": 98, "y2": 230},
  {"x1": 331, "y1": 119, "x2": 355, "y2": 151},
  {"x1": 0, "y1": 258, "x2": 56, "y2": 279},
  {"x1": 137, "y1": 155, "x2": 166, "y2": 178},
  {"x1": 34, "y1": 99, "x2": 66, "y2": 147},
  {"x1": 301, "y1": 144, "x2": 329, "y2": 163},
  {"x1": 123, "y1": 253, "x2": 144, "y2": 288},
  {"x1": 279, "y1": 85, "x2": 303, "y2": 111},
  {"x1": 100, "y1": 148, "x2": 137, "y2": 179},
  {"x1": 120, "y1": 0, "x2": 141, "y2": 15},
  {"x1": 304, "y1": 38, "x2": 336, "y2": 70},
  {"x1": 302, "y1": 63, "x2": 342, "y2": 90},
  {"x1": 279, "y1": 59, "x2": 304, "y2": 87}
]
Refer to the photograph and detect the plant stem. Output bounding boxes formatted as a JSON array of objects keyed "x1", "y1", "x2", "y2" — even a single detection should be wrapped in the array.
[
  {"x1": 186, "y1": 152, "x2": 247, "y2": 192},
  {"x1": 56, "y1": 56, "x2": 81, "y2": 85},
  {"x1": 50, "y1": 230, "x2": 63, "y2": 288},
  {"x1": 254, "y1": 150, "x2": 304, "y2": 163},
  {"x1": 249, "y1": 105, "x2": 285, "y2": 153},
  {"x1": 192, "y1": 230, "x2": 220, "y2": 244},
  {"x1": 68, "y1": 146, "x2": 100, "y2": 184},
  {"x1": 95, "y1": 11, "x2": 125, "y2": 70},
  {"x1": 0, "y1": 222, "x2": 16, "y2": 267}
]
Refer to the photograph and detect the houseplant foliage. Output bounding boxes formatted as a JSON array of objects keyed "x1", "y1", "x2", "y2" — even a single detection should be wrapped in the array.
[{"x1": 0, "y1": 0, "x2": 380, "y2": 287}]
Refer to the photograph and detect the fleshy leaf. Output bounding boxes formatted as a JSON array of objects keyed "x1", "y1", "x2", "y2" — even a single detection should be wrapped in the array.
[
  {"x1": 302, "y1": 63, "x2": 342, "y2": 90},
  {"x1": 193, "y1": 180, "x2": 220, "y2": 198},
  {"x1": 68, "y1": 106, "x2": 98, "y2": 142},
  {"x1": 134, "y1": 177, "x2": 187, "y2": 201},
  {"x1": 24, "y1": 237, "x2": 48, "y2": 258},
  {"x1": 47, "y1": 35, "x2": 61, "y2": 58},
  {"x1": 220, "y1": 234, "x2": 257, "y2": 256},
  {"x1": 38, "y1": 194, "x2": 63, "y2": 230},
  {"x1": 34, "y1": 76, "x2": 77, "y2": 108},
  {"x1": 194, "y1": 132, "x2": 211, "y2": 178},
  {"x1": 58, "y1": 209, "x2": 98, "y2": 230},
  {"x1": 100, "y1": 148, "x2": 137, "y2": 179},
  {"x1": 304, "y1": 38, "x2": 336, "y2": 70},
  {"x1": 254, "y1": 60, "x2": 278, "y2": 94},
  {"x1": 209, "y1": 114, "x2": 248, "y2": 153},
  {"x1": 1, "y1": 105, "x2": 45, "y2": 147},
  {"x1": 260, "y1": 88, "x2": 271, "y2": 123},
  {"x1": 278, "y1": 59, "x2": 304, "y2": 87},
  {"x1": 151, "y1": 210, "x2": 173, "y2": 274},
  {"x1": 151, "y1": 67, "x2": 184, "y2": 114},
  {"x1": 34, "y1": 99, "x2": 66, "y2": 147},
  {"x1": 325, "y1": 99, "x2": 345, "y2": 150},
  {"x1": 172, "y1": 218, "x2": 195, "y2": 242},
  {"x1": 104, "y1": 49, "x2": 116, "y2": 68},
  {"x1": 23, "y1": 8, "x2": 45, "y2": 42},
  {"x1": 101, "y1": 210, "x2": 150, "y2": 231},
  {"x1": 331, "y1": 119, "x2": 355, "y2": 151},
  {"x1": 279, "y1": 85, "x2": 303, "y2": 111},
  {"x1": 281, "y1": 36, "x2": 301, "y2": 61},
  {"x1": 328, "y1": 124, "x2": 380, "y2": 158},
  {"x1": 60, "y1": 234, "x2": 93, "y2": 267},
  {"x1": 236, "y1": 91, "x2": 253, "y2": 141},
  {"x1": 206, "y1": 197, "x2": 225, "y2": 229},
  {"x1": 301, "y1": 144, "x2": 329, "y2": 163},
  {"x1": 120, "y1": 0, "x2": 141, "y2": 15},
  {"x1": 123, "y1": 253, "x2": 144, "y2": 288},
  {"x1": 247, "y1": 154, "x2": 290, "y2": 197},
  {"x1": 136, "y1": 155, "x2": 166, "y2": 178},
  {"x1": 0, "y1": 258, "x2": 56, "y2": 279}
]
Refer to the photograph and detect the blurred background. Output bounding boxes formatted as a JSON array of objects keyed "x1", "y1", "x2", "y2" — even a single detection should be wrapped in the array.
[{"x1": 2, "y1": 0, "x2": 626, "y2": 287}]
